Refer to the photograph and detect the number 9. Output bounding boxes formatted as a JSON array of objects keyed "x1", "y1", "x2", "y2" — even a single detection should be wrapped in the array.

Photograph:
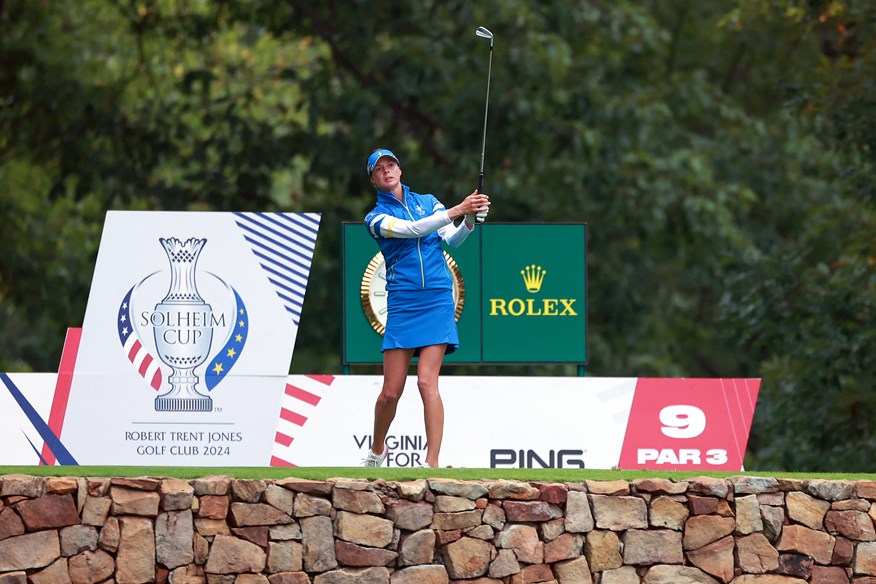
[{"x1": 659, "y1": 405, "x2": 706, "y2": 439}]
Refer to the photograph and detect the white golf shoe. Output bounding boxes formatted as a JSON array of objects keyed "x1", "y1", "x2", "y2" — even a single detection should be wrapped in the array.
[{"x1": 362, "y1": 445, "x2": 388, "y2": 467}]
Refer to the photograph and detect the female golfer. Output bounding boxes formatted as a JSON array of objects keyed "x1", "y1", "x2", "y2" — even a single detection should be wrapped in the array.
[{"x1": 362, "y1": 148, "x2": 489, "y2": 468}]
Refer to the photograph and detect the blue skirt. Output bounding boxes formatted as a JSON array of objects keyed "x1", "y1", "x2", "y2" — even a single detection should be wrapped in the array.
[{"x1": 382, "y1": 288, "x2": 459, "y2": 356}]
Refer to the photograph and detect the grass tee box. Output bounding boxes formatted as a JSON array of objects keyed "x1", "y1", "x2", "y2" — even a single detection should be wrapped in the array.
[
  {"x1": 3, "y1": 467, "x2": 874, "y2": 481},
  {"x1": 342, "y1": 222, "x2": 587, "y2": 365}
]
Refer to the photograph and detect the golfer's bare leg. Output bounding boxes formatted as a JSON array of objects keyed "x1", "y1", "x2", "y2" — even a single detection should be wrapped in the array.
[
  {"x1": 416, "y1": 344, "x2": 447, "y2": 468},
  {"x1": 372, "y1": 348, "x2": 414, "y2": 455}
]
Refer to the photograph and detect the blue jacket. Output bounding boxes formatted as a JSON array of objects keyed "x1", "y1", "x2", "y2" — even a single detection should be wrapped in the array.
[{"x1": 365, "y1": 185, "x2": 471, "y2": 291}]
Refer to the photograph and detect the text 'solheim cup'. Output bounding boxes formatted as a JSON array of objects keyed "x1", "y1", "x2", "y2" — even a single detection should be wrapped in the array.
[{"x1": 153, "y1": 237, "x2": 214, "y2": 412}]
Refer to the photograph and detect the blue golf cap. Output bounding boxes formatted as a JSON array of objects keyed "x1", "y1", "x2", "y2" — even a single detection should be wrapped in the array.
[{"x1": 367, "y1": 148, "x2": 400, "y2": 175}]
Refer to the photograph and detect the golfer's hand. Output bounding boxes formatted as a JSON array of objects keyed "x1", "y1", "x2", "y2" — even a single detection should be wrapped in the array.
[{"x1": 460, "y1": 191, "x2": 490, "y2": 226}]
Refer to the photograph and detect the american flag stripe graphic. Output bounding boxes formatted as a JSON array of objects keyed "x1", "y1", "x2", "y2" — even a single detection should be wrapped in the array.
[
  {"x1": 233, "y1": 212, "x2": 320, "y2": 326},
  {"x1": 280, "y1": 409, "x2": 308, "y2": 426},
  {"x1": 285, "y1": 383, "x2": 321, "y2": 406},
  {"x1": 123, "y1": 336, "x2": 163, "y2": 390},
  {"x1": 118, "y1": 287, "x2": 163, "y2": 391},
  {"x1": 270, "y1": 375, "x2": 335, "y2": 467}
]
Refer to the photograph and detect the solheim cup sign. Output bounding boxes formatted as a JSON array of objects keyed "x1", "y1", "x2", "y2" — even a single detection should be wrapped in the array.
[{"x1": 60, "y1": 211, "x2": 320, "y2": 465}]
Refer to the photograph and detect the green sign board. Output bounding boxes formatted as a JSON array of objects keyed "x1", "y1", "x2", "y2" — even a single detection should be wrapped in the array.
[{"x1": 341, "y1": 222, "x2": 587, "y2": 364}]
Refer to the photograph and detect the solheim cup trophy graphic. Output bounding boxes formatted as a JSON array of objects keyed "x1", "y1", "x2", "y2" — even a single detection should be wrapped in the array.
[{"x1": 153, "y1": 237, "x2": 215, "y2": 412}]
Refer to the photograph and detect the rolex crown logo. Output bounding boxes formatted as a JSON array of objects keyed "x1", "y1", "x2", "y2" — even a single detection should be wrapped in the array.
[{"x1": 521, "y1": 264, "x2": 546, "y2": 293}]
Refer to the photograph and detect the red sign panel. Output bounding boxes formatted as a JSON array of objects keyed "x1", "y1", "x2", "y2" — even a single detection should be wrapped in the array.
[{"x1": 618, "y1": 378, "x2": 761, "y2": 471}]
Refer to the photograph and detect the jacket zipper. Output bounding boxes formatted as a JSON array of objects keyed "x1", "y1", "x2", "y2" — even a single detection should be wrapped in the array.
[{"x1": 395, "y1": 193, "x2": 426, "y2": 288}]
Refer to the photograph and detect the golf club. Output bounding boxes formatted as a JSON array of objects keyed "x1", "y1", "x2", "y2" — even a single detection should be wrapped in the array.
[{"x1": 475, "y1": 25, "x2": 493, "y2": 223}]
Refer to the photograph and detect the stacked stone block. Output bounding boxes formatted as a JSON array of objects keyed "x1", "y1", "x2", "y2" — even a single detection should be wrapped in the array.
[{"x1": 2, "y1": 474, "x2": 876, "y2": 582}]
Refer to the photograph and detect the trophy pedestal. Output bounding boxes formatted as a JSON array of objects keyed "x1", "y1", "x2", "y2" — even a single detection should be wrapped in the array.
[
  {"x1": 154, "y1": 370, "x2": 213, "y2": 412},
  {"x1": 155, "y1": 396, "x2": 213, "y2": 412}
]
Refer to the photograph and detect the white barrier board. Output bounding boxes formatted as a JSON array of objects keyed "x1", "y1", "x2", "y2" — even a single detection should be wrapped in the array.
[{"x1": 1, "y1": 370, "x2": 759, "y2": 470}]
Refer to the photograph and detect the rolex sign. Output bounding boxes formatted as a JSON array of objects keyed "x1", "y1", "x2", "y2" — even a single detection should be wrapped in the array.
[
  {"x1": 480, "y1": 224, "x2": 587, "y2": 363},
  {"x1": 342, "y1": 223, "x2": 587, "y2": 365}
]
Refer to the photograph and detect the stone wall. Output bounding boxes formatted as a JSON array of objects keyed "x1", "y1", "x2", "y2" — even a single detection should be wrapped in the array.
[{"x1": 1, "y1": 474, "x2": 875, "y2": 583}]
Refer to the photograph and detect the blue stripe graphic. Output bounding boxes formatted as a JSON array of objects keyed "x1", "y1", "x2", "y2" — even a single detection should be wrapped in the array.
[
  {"x1": 235, "y1": 215, "x2": 316, "y2": 264},
  {"x1": 233, "y1": 212, "x2": 320, "y2": 326},
  {"x1": 248, "y1": 240, "x2": 311, "y2": 278},
  {"x1": 23, "y1": 431, "x2": 51, "y2": 465},
  {"x1": 278, "y1": 213, "x2": 320, "y2": 236},
  {"x1": 0, "y1": 372, "x2": 78, "y2": 465}
]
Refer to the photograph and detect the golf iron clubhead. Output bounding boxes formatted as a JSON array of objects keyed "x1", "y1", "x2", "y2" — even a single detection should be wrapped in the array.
[
  {"x1": 476, "y1": 26, "x2": 494, "y2": 45},
  {"x1": 475, "y1": 26, "x2": 493, "y2": 223}
]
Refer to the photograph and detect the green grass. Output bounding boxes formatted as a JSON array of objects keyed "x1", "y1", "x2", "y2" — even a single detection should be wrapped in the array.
[{"x1": 2, "y1": 466, "x2": 874, "y2": 482}]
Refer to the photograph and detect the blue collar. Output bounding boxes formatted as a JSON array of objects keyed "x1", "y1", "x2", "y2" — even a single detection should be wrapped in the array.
[{"x1": 376, "y1": 184, "x2": 409, "y2": 204}]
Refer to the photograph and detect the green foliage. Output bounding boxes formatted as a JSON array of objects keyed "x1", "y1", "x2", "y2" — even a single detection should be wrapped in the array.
[{"x1": 2, "y1": 0, "x2": 876, "y2": 470}]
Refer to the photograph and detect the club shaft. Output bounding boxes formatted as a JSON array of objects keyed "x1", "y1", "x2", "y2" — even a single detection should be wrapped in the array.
[{"x1": 478, "y1": 46, "x2": 493, "y2": 184}]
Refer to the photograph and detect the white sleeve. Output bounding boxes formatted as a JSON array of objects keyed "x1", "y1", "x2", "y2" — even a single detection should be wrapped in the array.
[
  {"x1": 438, "y1": 220, "x2": 474, "y2": 248},
  {"x1": 367, "y1": 210, "x2": 452, "y2": 239}
]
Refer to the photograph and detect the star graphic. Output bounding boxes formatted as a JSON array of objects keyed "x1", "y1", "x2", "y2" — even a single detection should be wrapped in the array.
[
  {"x1": 212, "y1": 362, "x2": 224, "y2": 375},
  {"x1": 227, "y1": 348, "x2": 236, "y2": 359},
  {"x1": 238, "y1": 319, "x2": 246, "y2": 328},
  {"x1": 235, "y1": 334, "x2": 243, "y2": 342},
  {"x1": 239, "y1": 308, "x2": 245, "y2": 315}
]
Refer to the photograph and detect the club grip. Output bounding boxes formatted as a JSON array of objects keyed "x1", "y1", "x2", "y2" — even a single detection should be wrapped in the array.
[{"x1": 475, "y1": 173, "x2": 487, "y2": 223}]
